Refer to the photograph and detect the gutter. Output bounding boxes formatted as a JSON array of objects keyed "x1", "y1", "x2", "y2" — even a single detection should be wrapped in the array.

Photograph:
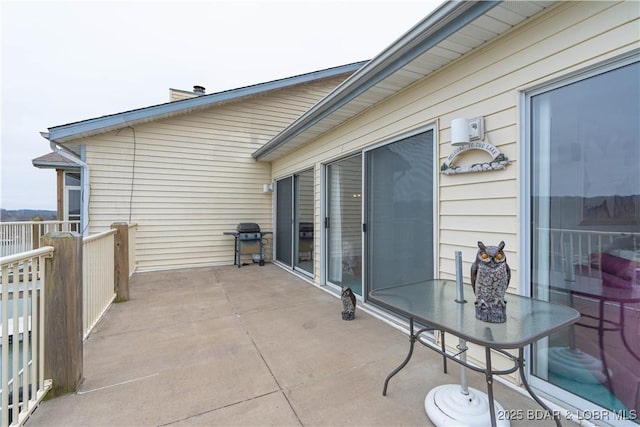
[{"x1": 40, "y1": 132, "x2": 90, "y2": 237}]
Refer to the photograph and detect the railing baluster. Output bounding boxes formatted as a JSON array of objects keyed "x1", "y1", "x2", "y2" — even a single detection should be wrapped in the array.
[
  {"x1": 2, "y1": 263, "x2": 10, "y2": 426},
  {"x1": 38, "y1": 255, "x2": 46, "y2": 397},
  {"x1": 21, "y1": 260, "x2": 31, "y2": 417},
  {"x1": 31, "y1": 258, "x2": 39, "y2": 406},
  {"x1": 12, "y1": 261, "x2": 20, "y2": 424}
]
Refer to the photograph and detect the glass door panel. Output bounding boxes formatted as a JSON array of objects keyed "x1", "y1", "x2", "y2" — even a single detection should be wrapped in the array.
[
  {"x1": 366, "y1": 130, "x2": 434, "y2": 295},
  {"x1": 276, "y1": 177, "x2": 293, "y2": 266},
  {"x1": 295, "y1": 169, "x2": 314, "y2": 275},
  {"x1": 326, "y1": 156, "x2": 362, "y2": 295},
  {"x1": 530, "y1": 61, "x2": 640, "y2": 416}
]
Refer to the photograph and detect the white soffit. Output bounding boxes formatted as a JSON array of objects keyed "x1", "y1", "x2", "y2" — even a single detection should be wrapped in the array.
[{"x1": 254, "y1": 1, "x2": 555, "y2": 162}]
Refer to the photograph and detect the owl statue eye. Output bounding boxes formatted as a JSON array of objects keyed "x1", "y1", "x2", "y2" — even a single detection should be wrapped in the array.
[
  {"x1": 481, "y1": 252, "x2": 489, "y2": 259},
  {"x1": 495, "y1": 252, "x2": 503, "y2": 260}
]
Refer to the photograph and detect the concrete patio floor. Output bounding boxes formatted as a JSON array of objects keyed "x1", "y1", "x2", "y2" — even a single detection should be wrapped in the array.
[{"x1": 26, "y1": 264, "x2": 578, "y2": 426}]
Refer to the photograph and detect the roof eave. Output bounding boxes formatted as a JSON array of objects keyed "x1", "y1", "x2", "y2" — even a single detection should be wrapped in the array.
[
  {"x1": 252, "y1": 0, "x2": 501, "y2": 161},
  {"x1": 47, "y1": 61, "x2": 367, "y2": 144},
  {"x1": 32, "y1": 160, "x2": 80, "y2": 170}
]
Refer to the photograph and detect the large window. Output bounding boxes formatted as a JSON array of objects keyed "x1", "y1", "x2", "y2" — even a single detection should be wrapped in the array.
[
  {"x1": 64, "y1": 172, "x2": 81, "y2": 232},
  {"x1": 529, "y1": 60, "x2": 640, "y2": 419}
]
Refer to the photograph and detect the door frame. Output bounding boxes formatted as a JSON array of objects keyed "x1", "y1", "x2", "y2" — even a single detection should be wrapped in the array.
[
  {"x1": 322, "y1": 153, "x2": 363, "y2": 296},
  {"x1": 361, "y1": 124, "x2": 438, "y2": 304},
  {"x1": 520, "y1": 51, "x2": 640, "y2": 420},
  {"x1": 274, "y1": 168, "x2": 315, "y2": 278}
]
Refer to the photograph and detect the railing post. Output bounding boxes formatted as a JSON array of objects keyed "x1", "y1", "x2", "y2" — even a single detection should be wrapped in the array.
[
  {"x1": 31, "y1": 217, "x2": 43, "y2": 250},
  {"x1": 112, "y1": 222, "x2": 130, "y2": 302},
  {"x1": 42, "y1": 231, "x2": 83, "y2": 398}
]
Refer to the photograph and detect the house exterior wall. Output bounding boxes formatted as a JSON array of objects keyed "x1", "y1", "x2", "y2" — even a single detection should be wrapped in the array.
[
  {"x1": 268, "y1": 0, "x2": 639, "y2": 380},
  {"x1": 66, "y1": 75, "x2": 350, "y2": 272},
  {"x1": 270, "y1": 1, "x2": 639, "y2": 290}
]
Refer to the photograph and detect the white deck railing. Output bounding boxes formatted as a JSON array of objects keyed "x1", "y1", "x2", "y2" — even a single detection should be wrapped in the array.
[
  {"x1": 83, "y1": 230, "x2": 116, "y2": 339},
  {"x1": 1, "y1": 247, "x2": 54, "y2": 426},
  {"x1": 1, "y1": 221, "x2": 80, "y2": 258},
  {"x1": 547, "y1": 228, "x2": 639, "y2": 274},
  {"x1": 0, "y1": 221, "x2": 136, "y2": 423}
]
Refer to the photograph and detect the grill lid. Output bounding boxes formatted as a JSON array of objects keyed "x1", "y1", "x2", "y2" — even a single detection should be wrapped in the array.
[{"x1": 236, "y1": 223, "x2": 261, "y2": 233}]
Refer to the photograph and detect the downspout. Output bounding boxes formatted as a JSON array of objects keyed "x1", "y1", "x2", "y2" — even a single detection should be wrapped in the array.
[{"x1": 40, "y1": 132, "x2": 90, "y2": 236}]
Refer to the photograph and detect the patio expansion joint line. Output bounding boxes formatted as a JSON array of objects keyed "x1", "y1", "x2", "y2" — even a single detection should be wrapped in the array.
[
  {"x1": 157, "y1": 390, "x2": 283, "y2": 427},
  {"x1": 219, "y1": 281, "x2": 304, "y2": 426},
  {"x1": 76, "y1": 372, "x2": 160, "y2": 395},
  {"x1": 244, "y1": 330, "x2": 304, "y2": 427}
]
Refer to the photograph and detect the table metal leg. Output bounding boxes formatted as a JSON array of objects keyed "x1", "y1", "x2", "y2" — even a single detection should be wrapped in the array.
[
  {"x1": 517, "y1": 347, "x2": 562, "y2": 427},
  {"x1": 441, "y1": 332, "x2": 447, "y2": 374},
  {"x1": 485, "y1": 346, "x2": 497, "y2": 427},
  {"x1": 383, "y1": 318, "x2": 416, "y2": 396}
]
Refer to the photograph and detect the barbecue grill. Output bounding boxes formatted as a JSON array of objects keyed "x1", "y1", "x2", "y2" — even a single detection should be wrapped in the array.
[
  {"x1": 223, "y1": 223, "x2": 272, "y2": 268},
  {"x1": 298, "y1": 222, "x2": 313, "y2": 261}
]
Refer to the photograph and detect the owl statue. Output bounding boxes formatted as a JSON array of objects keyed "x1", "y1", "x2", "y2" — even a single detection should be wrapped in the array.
[
  {"x1": 470, "y1": 241, "x2": 510, "y2": 323},
  {"x1": 341, "y1": 287, "x2": 356, "y2": 321}
]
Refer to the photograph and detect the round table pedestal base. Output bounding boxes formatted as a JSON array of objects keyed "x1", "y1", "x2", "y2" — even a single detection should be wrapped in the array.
[{"x1": 425, "y1": 384, "x2": 510, "y2": 427}]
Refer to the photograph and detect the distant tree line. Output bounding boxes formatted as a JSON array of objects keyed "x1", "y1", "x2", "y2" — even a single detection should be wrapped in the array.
[{"x1": 1, "y1": 209, "x2": 57, "y2": 222}]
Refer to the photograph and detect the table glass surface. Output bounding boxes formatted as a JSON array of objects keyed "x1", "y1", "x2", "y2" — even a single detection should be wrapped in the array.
[{"x1": 369, "y1": 280, "x2": 580, "y2": 349}]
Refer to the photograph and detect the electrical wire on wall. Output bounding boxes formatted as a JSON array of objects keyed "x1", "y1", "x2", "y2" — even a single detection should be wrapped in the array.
[{"x1": 116, "y1": 126, "x2": 137, "y2": 223}]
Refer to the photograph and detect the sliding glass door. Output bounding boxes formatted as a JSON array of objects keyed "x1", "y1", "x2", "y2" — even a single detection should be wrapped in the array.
[
  {"x1": 528, "y1": 60, "x2": 640, "y2": 417},
  {"x1": 365, "y1": 129, "x2": 435, "y2": 295},
  {"x1": 326, "y1": 156, "x2": 362, "y2": 295},
  {"x1": 275, "y1": 169, "x2": 315, "y2": 276},
  {"x1": 276, "y1": 177, "x2": 293, "y2": 266},
  {"x1": 294, "y1": 169, "x2": 314, "y2": 275}
]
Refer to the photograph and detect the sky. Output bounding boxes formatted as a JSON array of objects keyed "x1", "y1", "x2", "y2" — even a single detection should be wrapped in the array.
[{"x1": 1, "y1": 0, "x2": 442, "y2": 211}]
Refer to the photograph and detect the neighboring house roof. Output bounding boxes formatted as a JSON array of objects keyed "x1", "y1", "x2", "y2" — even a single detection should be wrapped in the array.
[
  {"x1": 32, "y1": 152, "x2": 80, "y2": 169},
  {"x1": 45, "y1": 61, "x2": 367, "y2": 144},
  {"x1": 253, "y1": 0, "x2": 556, "y2": 162}
]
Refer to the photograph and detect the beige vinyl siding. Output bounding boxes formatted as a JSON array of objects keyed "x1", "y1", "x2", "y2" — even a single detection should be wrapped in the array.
[
  {"x1": 69, "y1": 75, "x2": 349, "y2": 272},
  {"x1": 271, "y1": 1, "x2": 638, "y2": 290}
]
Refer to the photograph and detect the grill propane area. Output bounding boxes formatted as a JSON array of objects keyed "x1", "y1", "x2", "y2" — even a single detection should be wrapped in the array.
[{"x1": 223, "y1": 223, "x2": 272, "y2": 268}]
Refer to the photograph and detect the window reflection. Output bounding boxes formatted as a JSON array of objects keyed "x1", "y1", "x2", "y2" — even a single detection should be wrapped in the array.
[{"x1": 531, "y1": 61, "x2": 640, "y2": 418}]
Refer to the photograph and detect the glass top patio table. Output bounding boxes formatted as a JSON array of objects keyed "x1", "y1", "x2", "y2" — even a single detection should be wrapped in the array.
[{"x1": 369, "y1": 279, "x2": 580, "y2": 349}]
